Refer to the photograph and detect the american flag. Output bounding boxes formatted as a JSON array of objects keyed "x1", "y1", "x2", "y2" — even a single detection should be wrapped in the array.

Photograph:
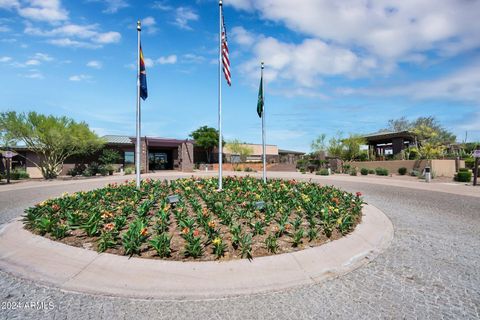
[{"x1": 221, "y1": 8, "x2": 231, "y2": 86}]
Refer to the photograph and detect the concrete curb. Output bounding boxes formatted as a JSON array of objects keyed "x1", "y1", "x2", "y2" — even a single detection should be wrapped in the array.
[{"x1": 0, "y1": 205, "x2": 393, "y2": 300}]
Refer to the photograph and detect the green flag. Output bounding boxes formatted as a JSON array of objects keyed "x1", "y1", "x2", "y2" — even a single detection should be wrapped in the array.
[{"x1": 257, "y1": 75, "x2": 263, "y2": 118}]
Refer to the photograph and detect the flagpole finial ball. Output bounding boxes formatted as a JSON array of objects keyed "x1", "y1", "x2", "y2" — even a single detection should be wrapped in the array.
[
  {"x1": 219, "y1": 0, "x2": 222, "y2": 5},
  {"x1": 261, "y1": 61, "x2": 264, "y2": 68},
  {"x1": 137, "y1": 20, "x2": 141, "y2": 31}
]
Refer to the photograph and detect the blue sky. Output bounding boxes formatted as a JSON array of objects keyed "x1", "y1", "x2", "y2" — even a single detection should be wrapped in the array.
[{"x1": 1, "y1": 0, "x2": 479, "y2": 152}]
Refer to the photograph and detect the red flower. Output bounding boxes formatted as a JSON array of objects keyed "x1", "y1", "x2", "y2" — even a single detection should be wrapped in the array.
[
  {"x1": 356, "y1": 192, "x2": 362, "y2": 197},
  {"x1": 193, "y1": 229, "x2": 200, "y2": 237}
]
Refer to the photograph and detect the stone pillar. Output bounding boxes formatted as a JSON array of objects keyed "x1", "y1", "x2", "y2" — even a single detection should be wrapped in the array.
[
  {"x1": 140, "y1": 138, "x2": 148, "y2": 173},
  {"x1": 180, "y1": 141, "x2": 194, "y2": 172}
]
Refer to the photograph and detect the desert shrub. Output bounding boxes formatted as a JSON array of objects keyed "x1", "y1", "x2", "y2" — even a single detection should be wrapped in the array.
[
  {"x1": 98, "y1": 165, "x2": 109, "y2": 176},
  {"x1": 11, "y1": 169, "x2": 30, "y2": 180},
  {"x1": 349, "y1": 167, "x2": 358, "y2": 176},
  {"x1": 316, "y1": 168, "x2": 329, "y2": 176},
  {"x1": 456, "y1": 171, "x2": 472, "y2": 182},
  {"x1": 375, "y1": 167, "x2": 389, "y2": 176},
  {"x1": 124, "y1": 167, "x2": 134, "y2": 175},
  {"x1": 342, "y1": 164, "x2": 351, "y2": 173},
  {"x1": 360, "y1": 168, "x2": 369, "y2": 175},
  {"x1": 244, "y1": 167, "x2": 255, "y2": 172},
  {"x1": 398, "y1": 167, "x2": 407, "y2": 175},
  {"x1": 410, "y1": 170, "x2": 420, "y2": 177}
]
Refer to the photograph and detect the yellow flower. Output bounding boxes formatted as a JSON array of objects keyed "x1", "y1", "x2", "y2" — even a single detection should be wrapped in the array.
[
  {"x1": 208, "y1": 220, "x2": 216, "y2": 228},
  {"x1": 212, "y1": 237, "x2": 222, "y2": 246},
  {"x1": 334, "y1": 208, "x2": 339, "y2": 213},
  {"x1": 336, "y1": 218, "x2": 342, "y2": 225},
  {"x1": 140, "y1": 228, "x2": 148, "y2": 236}
]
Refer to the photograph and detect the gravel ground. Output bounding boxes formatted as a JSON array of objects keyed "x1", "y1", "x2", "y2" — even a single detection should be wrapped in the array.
[{"x1": 0, "y1": 175, "x2": 479, "y2": 320}]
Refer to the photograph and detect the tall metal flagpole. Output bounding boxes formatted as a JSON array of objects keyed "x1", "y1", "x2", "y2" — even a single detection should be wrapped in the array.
[
  {"x1": 261, "y1": 62, "x2": 266, "y2": 184},
  {"x1": 135, "y1": 20, "x2": 142, "y2": 189},
  {"x1": 218, "y1": 0, "x2": 223, "y2": 190}
]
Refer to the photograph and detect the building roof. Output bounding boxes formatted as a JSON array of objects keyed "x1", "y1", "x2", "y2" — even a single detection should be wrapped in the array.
[
  {"x1": 361, "y1": 130, "x2": 416, "y2": 142},
  {"x1": 102, "y1": 135, "x2": 133, "y2": 145},
  {"x1": 279, "y1": 149, "x2": 305, "y2": 155}
]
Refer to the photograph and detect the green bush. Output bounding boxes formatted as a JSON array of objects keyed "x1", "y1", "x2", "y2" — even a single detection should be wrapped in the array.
[
  {"x1": 368, "y1": 169, "x2": 375, "y2": 174},
  {"x1": 464, "y1": 158, "x2": 474, "y2": 169},
  {"x1": 349, "y1": 167, "x2": 357, "y2": 176},
  {"x1": 11, "y1": 169, "x2": 30, "y2": 180},
  {"x1": 375, "y1": 167, "x2": 389, "y2": 176},
  {"x1": 124, "y1": 167, "x2": 134, "y2": 175},
  {"x1": 360, "y1": 168, "x2": 369, "y2": 175},
  {"x1": 398, "y1": 167, "x2": 407, "y2": 175},
  {"x1": 98, "y1": 165, "x2": 109, "y2": 176},
  {"x1": 342, "y1": 164, "x2": 351, "y2": 173},
  {"x1": 316, "y1": 168, "x2": 329, "y2": 176},
  {"x1": 243, "y1": 167, "x2": 255, "y2": 172},
  {"x1": 410, "y1": 170, "x2": 420, "y2": 177},
  {"x1": 458, "y1": 168, "x2": 470, "y2": 172},
  {"x1": 456, "y1": 171, "x2": 472, "y2": 182}
]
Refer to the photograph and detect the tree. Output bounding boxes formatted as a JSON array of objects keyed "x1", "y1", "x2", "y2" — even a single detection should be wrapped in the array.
[
  {"x1": 226, "y1": 139, "x2": 253, "y2": 162},
  {"x1": 0, "y1": 111, "x2": 104, "y2": 179},
  {"x1": 342, "y1": 134, "x2": 367, "y2": 161},
  {"x1": 189, "y1": 126, "x2": 221, "y2": 163},
  {"x1": 99, "y1": 148, "x2": 121, "y2": 165},
  {"x1": 386, "y1": 116, "x2": 410, "y2": 132},
  {"x1": 311, "y1": 133, "x2": 327, "y2": 155},
  {"x1": 327, "y1": 132, "x2": 344, "y2": 158}
]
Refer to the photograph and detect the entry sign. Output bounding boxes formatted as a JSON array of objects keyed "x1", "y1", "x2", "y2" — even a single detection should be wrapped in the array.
[
  {"x1": 4, "y1": 151, "x2": 14, "y2": 158},
  {"x1": 474, "y1": 150, "x2": 480, "y2": 158}
]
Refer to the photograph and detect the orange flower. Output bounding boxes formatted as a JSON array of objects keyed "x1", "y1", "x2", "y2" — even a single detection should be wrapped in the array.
[
  {"x1": 202, "y1": 207, "x2": 209, "y2": 217},
  {"x1": 208, "y1": 220, "x2": 216, "y2": 229},
  {"x1": 193, "y1": 229, "x2": 200, "y2": 237},
  {"x1": 331, "y1": 197, "x2": 340, "y2": 205},
  {"x1": 103, "y1": 223, "x2": 115, "y2": 232},
  {"x1": 285, "y1": 223, "x2": 292, "y2": 230},
  {"x1": 101, "y1": 211, "x2": 114, "y2": 219},
  {"x1": 140, "y1": 228, "x2": 148, "y2": 236},
  {"x1": 182, "y1": 227, "x2": 190, "y2": 235}
]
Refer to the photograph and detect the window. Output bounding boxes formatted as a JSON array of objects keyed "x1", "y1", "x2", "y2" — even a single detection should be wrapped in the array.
[{"x1": 124, "y1": 151, "x2": 134, "y2": 165}]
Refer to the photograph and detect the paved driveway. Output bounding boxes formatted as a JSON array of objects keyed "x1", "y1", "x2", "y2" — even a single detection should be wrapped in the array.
[{"x1": 0, "y1": 173, "x2": 479, "y2": 319}]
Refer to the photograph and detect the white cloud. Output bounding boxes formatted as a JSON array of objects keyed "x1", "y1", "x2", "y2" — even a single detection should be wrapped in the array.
[
  {"x1": 93, "y1": 31, "x2": 121, "y2": 44},
  {"x1": 143, "y1": 58, "x2": 154, "y2": 68},
  {"x1": 142, "y1": 16, "x2": 158, "y2": 34},
  {"x1": 182, "y1": 53, "x2": 205, "y2": 64},
  {"x1": 25, "y1": 59, "x2": 40, "y2": 65},
  {"x1": 174, "y1": 7, "x2": 198, "y2": 30},
  {"x1": 0, "y1": 56, "x2": 12, "y2": 62},
  {"x1": 33, "y1": 52, "x2": 53, "y2": 61},
  {"x1": 69, "y1": 74, "x2": 91, "y2": 81},
  {"x1": 102, "y1": 0, "x2": 128, "y2": 13},
  {"x1": 231, "y1": 26, "x2": 255, "y2": 47},
  {"x1": 17, "y1": 0, "x2": 68, "y2": 23},
  {"x1": 237, "y1": 29, "x2": 376, "y2": 89},
  {"x1": 86, "y1": 60, "x2": 102, "y2": 69},
  {"x1": 23, "y1": 71, "x2": 44, "y2": 79},
  {"x1": 339, "y1": 60, "x2": 480, "y2": 104},
  {"x1": 152, "y1": 1, "x2": 171, "y2": 11},
  {"x1": 48, "y1": 38, "x2": 100, "y2": 49},
  {"x1": 25, "y1": 23, "x2": 121, "y2": 48},
  {"x1": 227, "y1": 0, "x2": 480, "y2": 65},
  {"x1": 0, "y1": 25, "x2": 10, "y2": 32},
  {"x1": 0, "y1": 0, "x2": 19, "y2": 9},
  {"x1": 157, "y1": 55, "x2": 177, "y2": 65}
]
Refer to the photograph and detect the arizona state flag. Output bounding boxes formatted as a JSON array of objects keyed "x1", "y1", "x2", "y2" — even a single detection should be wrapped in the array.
[{"x1": 140, "y1": 44, "x2": 148, "y2": 100}]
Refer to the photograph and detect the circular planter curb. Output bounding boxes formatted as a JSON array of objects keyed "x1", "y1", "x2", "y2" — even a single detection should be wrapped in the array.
[{"x1": 0, "y1": 204, "x2": 393, "y2": 300}]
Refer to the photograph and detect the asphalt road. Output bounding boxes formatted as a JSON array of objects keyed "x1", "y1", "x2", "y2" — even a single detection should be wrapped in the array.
[{"x1": 0, "y1": 174, "x2": 479, "y2": 320}]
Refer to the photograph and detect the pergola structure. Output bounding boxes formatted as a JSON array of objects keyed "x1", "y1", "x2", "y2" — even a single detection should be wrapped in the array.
[{"x1": 362, "y1": 131, "x2": 417, "y2": 159}]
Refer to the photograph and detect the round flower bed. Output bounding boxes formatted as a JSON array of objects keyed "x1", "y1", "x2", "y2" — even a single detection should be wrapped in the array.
[{"x1": 23, "y1": 177, "x2": 364, "y2": 261}]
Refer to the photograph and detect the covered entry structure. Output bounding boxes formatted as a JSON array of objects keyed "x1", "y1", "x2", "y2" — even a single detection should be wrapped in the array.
[{"x1": 362, "y1": 131, "x2": 417, "y2": 159}]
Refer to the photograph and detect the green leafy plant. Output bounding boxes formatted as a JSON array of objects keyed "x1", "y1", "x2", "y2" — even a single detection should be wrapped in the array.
[
  {"x1": 212, "y1": 237, "x2": 226, "y2": 259},
  {"x1": 398, "y1": 167, "x2": 407, "y2": 175},
  {"x1": 265, "y1": 234, "x2": 278, "y2": 254},
  {"x1": 375, "y1": 167, "x2": 389, "y2": 176},
  {"x1": 122, "y1": 218, "x2": 148, "y2": 256},
  {"x1": 239, "y1": 233, "x2": 253, "y2": 260},
  {"x1": 98, "y1": 231, "x2": 116, "y2": 252},
  {"x1": 360, "y1": 168, "x2": 369, "y2": 175},
  {"x1": 292, "y1": 229, "x2": 304, "y2": 247},
  {"x1": 149, "y1": 234, "x2": 172, "y2": 258}
]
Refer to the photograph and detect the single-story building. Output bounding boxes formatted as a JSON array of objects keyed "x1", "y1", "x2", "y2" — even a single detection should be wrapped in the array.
[
  {"x1": 362, "y1": 131, "x2": 417, "y2": 158},
  {"x1": 3, "y1": 135, "x2": 304, "y2": 178}
]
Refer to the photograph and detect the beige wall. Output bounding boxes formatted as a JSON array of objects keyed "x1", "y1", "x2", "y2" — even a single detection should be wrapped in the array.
[
  {"x1": 26, "y1": 166, "x2": 43, "y2": 179},
  {"x1": 349, "y1": 159, "x2": 461, "y2": 177},
  {"x1": 223, "y1": 143, "x2": 278, "y2": 156}
]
